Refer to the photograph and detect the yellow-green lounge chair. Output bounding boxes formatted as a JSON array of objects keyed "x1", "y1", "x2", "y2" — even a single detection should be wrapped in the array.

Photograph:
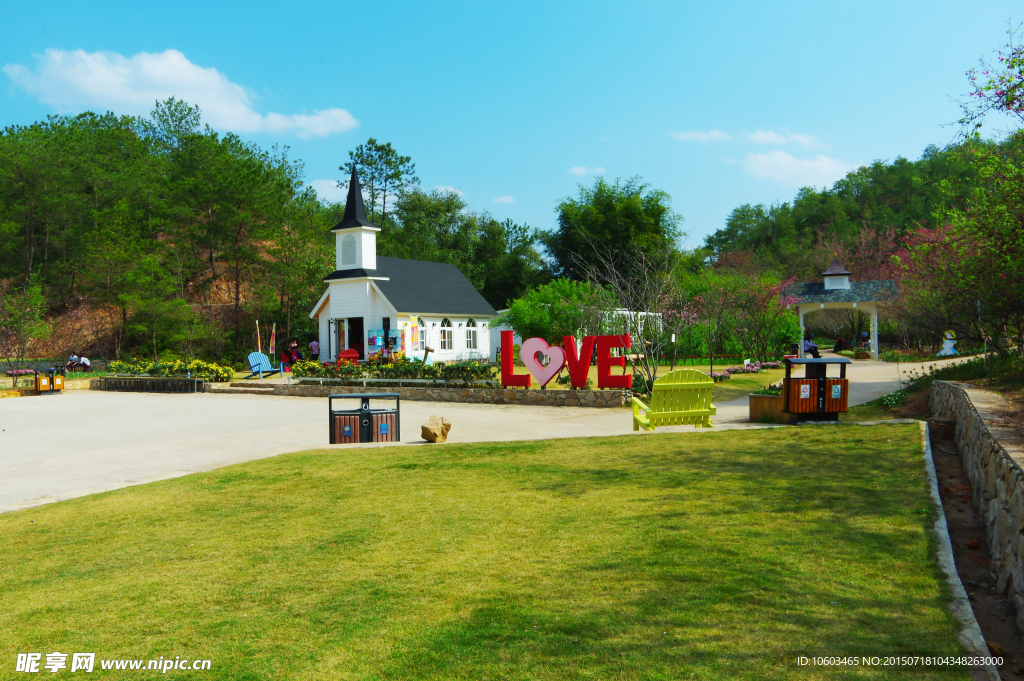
[{"x1": 632, "y1": 368, "x2": 716, "y2": 430}]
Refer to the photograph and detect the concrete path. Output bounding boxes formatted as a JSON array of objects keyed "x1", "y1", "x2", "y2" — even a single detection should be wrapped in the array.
[{"x1": 0, "y1": 356, "x2": 969, "y2": 514}]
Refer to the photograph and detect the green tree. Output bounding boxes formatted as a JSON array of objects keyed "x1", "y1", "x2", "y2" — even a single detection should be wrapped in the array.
[
  {"x1": 491, "y1": 279, "x2": 610, "y2": 344},
  {"x1": 340, "y1": 138, "x2": 418, "y2": 228},
  {"x1": 543, "y1": 177, "x2": 682, "y2": 279},
  {"x1": 0, "y1": 283, "x2": 49, "y2": 384}
]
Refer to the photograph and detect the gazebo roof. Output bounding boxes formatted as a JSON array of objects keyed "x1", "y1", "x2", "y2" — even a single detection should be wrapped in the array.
[
  {"x1": 823, "y1": 257, "x2": 852, "y2": 275},
  {"x1": 787, "y1": 280, "x2": 897, "y2": 304}
]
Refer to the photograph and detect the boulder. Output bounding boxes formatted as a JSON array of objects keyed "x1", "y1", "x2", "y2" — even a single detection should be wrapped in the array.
[{"x1": 421, "y1": 415, "x2": 452, "y2": 443}]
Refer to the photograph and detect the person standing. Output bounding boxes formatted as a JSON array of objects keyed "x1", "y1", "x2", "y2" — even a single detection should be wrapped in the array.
[{"x1": 309, "y1": 339, "x2": 320, "y2": 361}]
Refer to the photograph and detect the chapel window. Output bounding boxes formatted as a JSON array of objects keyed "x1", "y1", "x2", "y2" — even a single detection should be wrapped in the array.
[
  {"x1": 440, "y1": 318, "x2": 453, "y2": 351},
  {"x1": 341, "y1": 234, "x2": 356, "y2": 266}
]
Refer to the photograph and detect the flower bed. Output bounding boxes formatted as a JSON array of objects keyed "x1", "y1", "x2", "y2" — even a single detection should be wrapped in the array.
[
  {"x1": 108, "y1": 359, "x2": 233, "y2": 382},
  {"x1": 712, "y1": 360, "x2": 783, "y2": 381},
  {"x1": 292, "y1": 357, "x2": 496, "y2": 387}
]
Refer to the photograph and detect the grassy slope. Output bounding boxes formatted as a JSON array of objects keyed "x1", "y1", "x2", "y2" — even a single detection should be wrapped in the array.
[{"x1": 0, "y1": 426, "x2": 964, "y2": 680}]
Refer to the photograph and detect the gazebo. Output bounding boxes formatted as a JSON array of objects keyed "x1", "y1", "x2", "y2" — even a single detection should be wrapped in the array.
[{"x1": 786, "y1": 258, "x2": 897, "y2": 360}]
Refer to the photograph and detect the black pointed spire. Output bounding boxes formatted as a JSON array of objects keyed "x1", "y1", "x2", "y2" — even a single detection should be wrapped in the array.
[{"x1": 333, "y1": 168, "x2": 378, "y2": 230}]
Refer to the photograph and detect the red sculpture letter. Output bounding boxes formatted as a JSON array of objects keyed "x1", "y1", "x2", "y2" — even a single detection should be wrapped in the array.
[
  {"x1": 595, "y1": 335, "x2": 632, "y2": 389},
  {"x1": 500, "y1": 330, "x2": 530, "y2": 388},
  {"x1": 562, "y1": 336, "x2": 595, "y2": 389}
]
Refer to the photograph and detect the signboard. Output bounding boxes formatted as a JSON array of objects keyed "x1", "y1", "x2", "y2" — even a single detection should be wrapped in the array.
[
  {"x1": 409, "y1": 316, "x2": 418, "y2": 345},
  {"x1": 831, "y1": 384, "x2": 842, "y2": 399},
  {"x1": 799, "y1": 384, "x2": 811, "y2": 400},
  {"x1": 500, "y1": 331, "x2": 631, "y2": 389}
]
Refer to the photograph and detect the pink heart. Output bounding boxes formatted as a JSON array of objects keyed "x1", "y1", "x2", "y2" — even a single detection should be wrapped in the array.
[{"x1": 520, "y1": 337, "x2": 566, "y2": 388}]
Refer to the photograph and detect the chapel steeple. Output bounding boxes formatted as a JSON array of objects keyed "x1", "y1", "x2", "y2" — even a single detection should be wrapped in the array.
[
  {"x1": 330, "y1": 168, "x2": 380, "y2": 271},
  {"x1": 332, "y1": 168, "x2": 378, "y2": 231}
]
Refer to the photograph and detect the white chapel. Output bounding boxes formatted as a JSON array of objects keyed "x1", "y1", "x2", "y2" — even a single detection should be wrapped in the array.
[{"x1": 309, "y1": 169, "x2": 497, "y2": 363}]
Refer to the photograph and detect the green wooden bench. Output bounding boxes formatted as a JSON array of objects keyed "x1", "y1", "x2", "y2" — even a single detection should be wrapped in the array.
[{"x1": 632, "y1": 368, "x2": 716, "y2": 430}]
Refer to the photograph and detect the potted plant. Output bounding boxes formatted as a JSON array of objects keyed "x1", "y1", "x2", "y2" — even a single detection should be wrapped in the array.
[{"x1": 749, "y1": 384, "x2": 785, "y2": 423}]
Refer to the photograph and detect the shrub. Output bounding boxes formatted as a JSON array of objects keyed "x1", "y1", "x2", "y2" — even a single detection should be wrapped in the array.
[
  {"x1": 711, "y1": 371, "x2": 731, "y2": 382},
  {"x1": 108, "y1": 359, "x2": 233, "y2": 382},
  {"x1": 555, "y1": 371, "x2": 592, "y2": 390},
  {"x1": 837, "y1": 350, "x2": 856, "y2": 358},
  {"x1": 881, "y1": 388, "x2": 911, "y2": 409},
  {"x1": 291, "y1": 360, "x2": 327, "y2": 378},
  {"x1": 751, "y1": 384, "x2": 783, "y2": 396},
  {"x1": 632, "y1": 373, "x2": 652, "y2": 395},
  {"x1": 293, "y1": 357, "x2": 496, "y2": 385}
]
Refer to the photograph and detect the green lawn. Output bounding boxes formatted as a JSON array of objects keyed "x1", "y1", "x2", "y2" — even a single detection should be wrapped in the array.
[
  {"x1": 841, "y1": 398, "x2": 899, "y2": 423},
  {"x1": 0, "y1": 426, "x2": 965, "y2": 679}
]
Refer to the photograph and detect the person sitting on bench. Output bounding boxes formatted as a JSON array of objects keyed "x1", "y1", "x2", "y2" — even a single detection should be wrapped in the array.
[
  {"x1": 78, "y1": 356, "x2": 92, "y2": 372},
  {"x1": 833, "y1": 337, "x2": 845, "y2": 353},
  {"x1": 65, "y1": 352, "x2": 80, "y2": 371},
  {"x1": 803, "y1": 335, "x2": 821, "y2": 358}
]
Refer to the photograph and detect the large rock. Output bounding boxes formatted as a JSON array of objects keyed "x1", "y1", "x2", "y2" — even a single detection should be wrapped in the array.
[{"x1": 421, "y1": 415, "x2": 452, "y2": 443}]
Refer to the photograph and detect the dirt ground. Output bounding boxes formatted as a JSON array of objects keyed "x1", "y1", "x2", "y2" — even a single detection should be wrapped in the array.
[{"x1": 929, "y1": 423, "x2": 1024, "y2": 679}]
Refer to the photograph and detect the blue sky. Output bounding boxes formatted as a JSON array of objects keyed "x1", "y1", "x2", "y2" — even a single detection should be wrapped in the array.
[{"x1": 1, "y1": 1, "x2": 1019, "y2": 247}]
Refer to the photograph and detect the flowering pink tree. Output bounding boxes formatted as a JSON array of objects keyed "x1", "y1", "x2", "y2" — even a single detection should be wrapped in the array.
[{"x1": 729, "y1": 276, "x2": 799, "y2": 363}]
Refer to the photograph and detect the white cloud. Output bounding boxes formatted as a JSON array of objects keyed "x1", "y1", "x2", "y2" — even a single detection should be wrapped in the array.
[
  {"x1": 3, "y1": 48, "x2": 358, "y2": 138},
  {"x1": 493, "y1": 195, "x2": 514, "y2": 203},
  {"x1": 670, "y1": 129, "x2": 730, "y2": 142},
  {"x1": 309, "y1": 179, "x2": 348, "y2": 203},
  {"x1": 568, "y1": 165, "x2": 606, "y2": 176},
  {"x1": 435, "y1": 185, "x2": 464, "y2": 197},
  {"x1": 749, "y1": 130, "x2": 822, "y2": 148},
  {"x1": 742, "y1": 151, "x2": 854, "y2": 188}
]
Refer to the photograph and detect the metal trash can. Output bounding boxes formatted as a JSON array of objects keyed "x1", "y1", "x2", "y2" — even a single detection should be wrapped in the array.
[{"x1": 329, "y1": 393, "x2": 400, "y2": 444}]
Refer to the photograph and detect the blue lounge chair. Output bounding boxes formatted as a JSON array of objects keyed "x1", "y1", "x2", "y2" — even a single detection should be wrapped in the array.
[{"x1": 243, "y1": 351, "x2": 281, "y2": 379}]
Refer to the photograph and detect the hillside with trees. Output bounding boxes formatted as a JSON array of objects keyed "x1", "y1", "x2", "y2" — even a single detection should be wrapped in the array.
[{"x1": 0, "y1": 101, "x2": 547, "y2": 366}]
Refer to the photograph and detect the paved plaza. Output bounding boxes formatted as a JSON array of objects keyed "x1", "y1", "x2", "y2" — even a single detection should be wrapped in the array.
[{"x1": 0, "y1": 357, "x2": 959, "y2": 514}]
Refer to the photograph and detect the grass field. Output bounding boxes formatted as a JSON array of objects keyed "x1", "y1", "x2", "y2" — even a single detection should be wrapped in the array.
[{"x1": 0, "y1": 425, "x2": 965, "y2": 679}]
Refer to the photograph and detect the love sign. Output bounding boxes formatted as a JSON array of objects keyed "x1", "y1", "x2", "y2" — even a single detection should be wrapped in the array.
[
  {"x1": 500, "y1": 331, "x2": 631, "y2": 389},
  {"x1": 519, "y1": 337, "x2": 566, "y2": 387}
]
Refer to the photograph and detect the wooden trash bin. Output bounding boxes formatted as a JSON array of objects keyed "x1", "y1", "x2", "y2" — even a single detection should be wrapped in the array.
[
  {"x1": 782, "y1": 357, "x2": 851, "y2": 423},
  {"x1": 34, "y1": 370, "x2": 63, "y2": 394},
  {"x1": 328, "y1": 393, "x2": 400, "y2": 444}
]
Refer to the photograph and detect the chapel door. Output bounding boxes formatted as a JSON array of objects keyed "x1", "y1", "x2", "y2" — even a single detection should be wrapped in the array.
[{"x1": 348, "y1": 317, "x2": 365, "y2": 360}]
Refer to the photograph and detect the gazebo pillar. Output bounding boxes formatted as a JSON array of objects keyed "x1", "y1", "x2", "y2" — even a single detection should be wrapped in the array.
[
  {"x1": 871, "y1": 308, "x2": 879, "y2": 360},
  {"x1": 798, "y1": 307, "x2": 806, "y2": 358}
]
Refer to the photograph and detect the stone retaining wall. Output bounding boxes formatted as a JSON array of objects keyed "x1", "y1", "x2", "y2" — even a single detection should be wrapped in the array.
[
  {"x1": 269, "y1": 383, "x2": 629, "y2": 407},
  {"x1": 930, "y1": 381, "x2": 1024, "y2": 633}
]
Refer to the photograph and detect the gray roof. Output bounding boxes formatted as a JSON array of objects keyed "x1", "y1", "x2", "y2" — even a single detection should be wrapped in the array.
[
  {"x1": 787, "y1": 279, "x2": 897, "y2": 304},
  {"x1": 324, "y1": 257, "x2": 497, "y2": 316}
]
